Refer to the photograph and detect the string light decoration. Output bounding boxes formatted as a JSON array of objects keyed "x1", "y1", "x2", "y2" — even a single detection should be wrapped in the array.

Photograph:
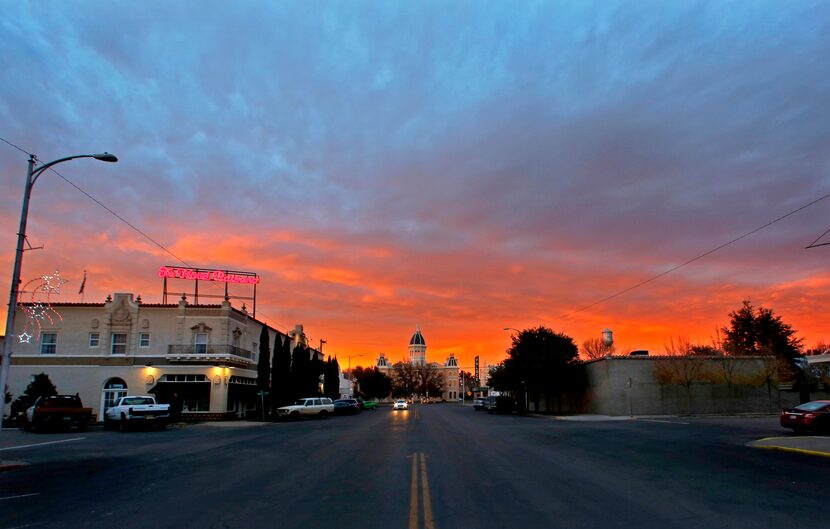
[{"x1": 17, "y1": 270, "x2": 67, "y2": 343}]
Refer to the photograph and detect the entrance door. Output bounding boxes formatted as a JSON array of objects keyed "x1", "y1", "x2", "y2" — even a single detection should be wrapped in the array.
[{"x1": 102, "y1": 378, "x2": 128, "y2": 415}]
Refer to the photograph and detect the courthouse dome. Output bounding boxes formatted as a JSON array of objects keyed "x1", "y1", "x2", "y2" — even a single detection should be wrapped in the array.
[{"x1": 410, "y1": 329, "x2": 426, "y2": 346}]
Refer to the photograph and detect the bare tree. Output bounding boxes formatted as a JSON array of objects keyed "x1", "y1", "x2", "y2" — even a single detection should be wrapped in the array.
[
  {"x1": 417, "y1": 364, "x2": 445, "y2": 398},
  {"x1": 653, "y1": 357, "x2": 709, "y2": 413},
  {"x1": 580, "y1": 337, "x2": 614, "y2": 360},
  {"x1": 391, "y1": 362, "x2": 419, "y2": 398},
  {"x1": 663, "y1": 336, "x2": 693, "y2": 356}
]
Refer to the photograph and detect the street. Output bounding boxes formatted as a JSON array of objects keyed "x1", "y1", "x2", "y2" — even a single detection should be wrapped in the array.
[{"x1": 1, "y1": 404, "x2": 827, "y2": 529}]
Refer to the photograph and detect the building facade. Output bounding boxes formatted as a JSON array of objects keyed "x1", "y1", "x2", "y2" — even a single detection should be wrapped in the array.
[
  {"x1": 375, "y1": 327, "x2": 460, "y2": 400},
  {"x1": 4, "y1": 292, "x2": 315, "y2": 420}
]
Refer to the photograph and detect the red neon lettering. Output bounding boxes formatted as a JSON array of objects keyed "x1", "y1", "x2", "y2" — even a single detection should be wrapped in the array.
[{"x1": 158, "y1": 266, "x2": 259, "y2": 284}]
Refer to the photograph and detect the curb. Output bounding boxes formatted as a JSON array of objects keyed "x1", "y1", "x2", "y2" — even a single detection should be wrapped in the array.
[
  {"x1": 750, "y1": 444, "x2": 830, "y2": 458},
  {"x1": 747, "y1": 436, "x2": 830, "y2": 459}
]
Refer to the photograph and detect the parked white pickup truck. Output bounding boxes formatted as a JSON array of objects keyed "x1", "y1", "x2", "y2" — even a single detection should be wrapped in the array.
[
  {"x1": 276, "y1": 397, "x2": 334, "y2": 420},
  {"x1": 105, "y1": 395, "x2": 171, "y2": 431}
]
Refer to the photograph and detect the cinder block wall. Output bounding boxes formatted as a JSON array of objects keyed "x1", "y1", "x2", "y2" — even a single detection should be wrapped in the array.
[{"x1": 583, "y1": 357, "x2": 830, "y2": 416}]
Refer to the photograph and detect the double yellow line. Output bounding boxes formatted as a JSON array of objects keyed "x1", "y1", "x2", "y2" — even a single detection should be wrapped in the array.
[{"x1": 408, "y1": 452, "x2": 436, "y2": 529}]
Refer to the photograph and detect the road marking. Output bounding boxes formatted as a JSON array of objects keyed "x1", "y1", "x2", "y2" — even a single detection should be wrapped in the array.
[
  {"x1": 638, "y1": 419, "x2": 689, "y2": 425},
  {"x1": 419, "y1": 453, "x2": 435, "y2": 529},
  {"x1": 0, "y1": 437, "x2": 85, "y2": 452},
  {"x1": 0, "y1": 492, "x2": 40, "y2": 501},
  {"x1": 409, "y1": 453, "x2": 419, "y2": 529},
  {"x1": 408, "y1": 452, "x2": 437, "y2": 529}
]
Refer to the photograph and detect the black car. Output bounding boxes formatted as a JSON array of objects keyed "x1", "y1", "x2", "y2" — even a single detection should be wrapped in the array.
[
  {"x1": 485, "y1": 396, "x2": 516, "y2": 414},
  {"x1": 333, "y1": 399, "x2": 361, "y2": 415}
]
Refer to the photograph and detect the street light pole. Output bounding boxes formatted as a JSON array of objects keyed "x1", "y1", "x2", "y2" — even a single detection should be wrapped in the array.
[{"x1": 0, "y1": 153, "x2": 117, "y2": 430}]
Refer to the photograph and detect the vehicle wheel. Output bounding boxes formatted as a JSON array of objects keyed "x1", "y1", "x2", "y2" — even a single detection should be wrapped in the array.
[
  {"x1": 119, "y1": 414, "x2": 129, "y2": 432},
  {"x1": 318, "y1": 410, "x2": 329, "y2": 419},
  {"x1": 78, "y1": 420, "x2": 88, "y2": 432},
  {"x1": 290, "y1": 411, "x2": 300, "y2": 421}
]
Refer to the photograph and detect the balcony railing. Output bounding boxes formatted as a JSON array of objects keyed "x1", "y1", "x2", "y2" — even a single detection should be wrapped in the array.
[{"x1": 167, "y1": 344, "x2": 255, "y2": 365}]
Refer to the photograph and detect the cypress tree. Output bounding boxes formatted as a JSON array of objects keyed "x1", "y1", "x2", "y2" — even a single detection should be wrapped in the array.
[
  {"x1": 291, "y1": 344, "x2": 309, "y2": 401},
  {"x1": 324, "y1": 356, "x2": 341, "y2": 399},
  {"x1": 308, "y1": 350, "x2": 323, "y2": 396},
  {"x1": 256, "y1": 326, "x2": 271, "y2": 392},
  {"x1": 276, "y1": 332, "x2": 289, "y2": 413}
]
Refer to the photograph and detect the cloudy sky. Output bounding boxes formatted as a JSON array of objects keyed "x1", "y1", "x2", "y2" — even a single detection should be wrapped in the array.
[{"x1": 1, "y1": 1, "x2": 828, "y2": 368}]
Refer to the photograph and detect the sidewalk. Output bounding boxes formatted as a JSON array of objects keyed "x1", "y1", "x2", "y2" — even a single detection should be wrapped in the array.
[{"x1": 747, "y1": 436, "x2": 830, "y2": 458}]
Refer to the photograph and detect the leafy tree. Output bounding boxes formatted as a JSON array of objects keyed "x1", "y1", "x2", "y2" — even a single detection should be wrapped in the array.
[
  {"x1": 495, "y1": 326, "x2": 581, "y2": 411},
  {"x1": 11, "y1": 373, "x2": 57, "y2": 418},
  {"x1": 256, "y1": 326, "x2": 271, "y2": 392},
  {"x1": 722, "y1": 300, "x2": 806, "y2": 398},
  {"x1": 722, "y1": 300, "x2": 802, "y2": 362},
  {"x1": 487, "y1": 364, "x2": 510, "y2": 392},
  {"x1": 323, "y1": 356, "x2": 341, "y2": 399},
  {"x1": 352, "y1": 366, "x2": 391, "y2": 400},
  {"x1": 689, "y1": 345, "x2": 723, "y2": 356}
]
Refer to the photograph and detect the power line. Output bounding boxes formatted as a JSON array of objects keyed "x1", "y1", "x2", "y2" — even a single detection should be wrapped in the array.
[
  {"x1": 557, "y1": 191, "x2": 830, "y2": 320},
  {"x1": 806, "y1": 226, "x2": 830, "y2": 249},
  {"x1": 0, "y1": 136, "x2": 289, "y2": 332}
]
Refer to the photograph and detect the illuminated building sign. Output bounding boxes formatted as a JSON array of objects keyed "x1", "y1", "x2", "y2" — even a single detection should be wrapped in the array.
[{"x1": 158, "y1": 266, "x2": 260, "y2": 285}]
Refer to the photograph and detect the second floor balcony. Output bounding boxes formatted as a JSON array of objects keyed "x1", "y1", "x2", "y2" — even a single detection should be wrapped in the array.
[{"x1": 167, "y1": 344, "x2": 255, "y2": 367}]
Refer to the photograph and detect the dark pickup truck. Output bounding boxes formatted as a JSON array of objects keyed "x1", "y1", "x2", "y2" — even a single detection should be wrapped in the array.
[{"x1": 22, "y1": 395, "x2": 93, "y2": 432}]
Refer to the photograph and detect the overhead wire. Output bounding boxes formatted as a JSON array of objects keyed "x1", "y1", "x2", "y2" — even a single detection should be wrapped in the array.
[
  {"x1": 0, "y1": 136, "x2": 291, "y2": 333},
  {"x1": 556, "y1": 191, "x2": 830, "y2": 320},
  {"x1": 806, "y1": 226, "x2": 830, "y2": 249}
]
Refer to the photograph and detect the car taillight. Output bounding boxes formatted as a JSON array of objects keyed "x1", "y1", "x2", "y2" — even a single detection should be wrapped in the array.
[{"x1": 804, "y1": 413, "x2": 817, "y2": 419}]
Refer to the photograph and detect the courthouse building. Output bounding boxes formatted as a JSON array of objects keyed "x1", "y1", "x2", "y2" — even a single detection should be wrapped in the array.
[
  {"x1": 4, "y1": 292, "x2": 315, "y2": 420},
  {"x1": 375, "y1": 327, "x2": 461, "y2": 400}
]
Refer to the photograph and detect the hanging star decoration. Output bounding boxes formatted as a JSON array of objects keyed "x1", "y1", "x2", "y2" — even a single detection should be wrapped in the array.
[
  {"x1": 40, "y1": 270, "x2": 69, "y2": 295},
  {"x1": 17, "y1": 269, "x2": 68, "y2": 343}
]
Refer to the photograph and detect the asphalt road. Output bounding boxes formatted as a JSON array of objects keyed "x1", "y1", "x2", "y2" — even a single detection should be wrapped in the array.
[{"x1": 1, "y1": 405, "x2": 827, "y2": 529}]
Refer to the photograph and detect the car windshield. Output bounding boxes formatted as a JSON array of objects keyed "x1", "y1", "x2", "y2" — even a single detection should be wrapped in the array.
[
  {"x1": 794, "y1": 402, "x2": 829, "y2": 411},
  {"x1": 294, "y1": 400, "x2": 308, "y2": 405}
]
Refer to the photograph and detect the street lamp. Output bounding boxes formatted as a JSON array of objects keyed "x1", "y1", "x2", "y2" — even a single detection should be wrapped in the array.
[
  {"x1": 0, "y1": 152, "x2": 118, "y2": 430},
  {"x1": 346, "y1": 354, "x2": 363, "y2": 372}
]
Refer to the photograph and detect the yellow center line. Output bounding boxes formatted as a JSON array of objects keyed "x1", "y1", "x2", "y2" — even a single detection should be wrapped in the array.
[
  {"x1": 420, "y1": 452, "x2": 436, "y2": 529},
  {"x1": 409, "y1": 452, "x2": 419, "y2": 529}
]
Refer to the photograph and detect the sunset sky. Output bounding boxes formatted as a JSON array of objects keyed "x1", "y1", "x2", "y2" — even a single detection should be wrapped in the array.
[{"x1": 1, "y1": 1, "x2": 828, "y2": 370}]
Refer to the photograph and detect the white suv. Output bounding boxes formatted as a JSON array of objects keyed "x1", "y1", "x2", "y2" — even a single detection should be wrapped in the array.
[
  {"x1": 393, "y1": 399, "x2": 408, "y2": 410},
  {"x1": 276, "y1": 397, "x2": 334, "y2": 419}
]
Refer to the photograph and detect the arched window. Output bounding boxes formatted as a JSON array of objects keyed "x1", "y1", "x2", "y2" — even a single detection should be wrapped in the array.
[{"x1": 102, "y1": 378, "x2": 128, "y2": 413}]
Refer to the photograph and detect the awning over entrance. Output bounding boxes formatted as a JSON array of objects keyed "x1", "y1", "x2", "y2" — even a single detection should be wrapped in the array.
[{"x1": 149, "y1": 381, "x2": 211, "y2": 413}]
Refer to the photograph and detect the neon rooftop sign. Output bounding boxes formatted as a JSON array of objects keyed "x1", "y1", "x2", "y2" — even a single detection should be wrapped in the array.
[{"x1": 158, "y1": 266, "x2": 260, "y2": 285}]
